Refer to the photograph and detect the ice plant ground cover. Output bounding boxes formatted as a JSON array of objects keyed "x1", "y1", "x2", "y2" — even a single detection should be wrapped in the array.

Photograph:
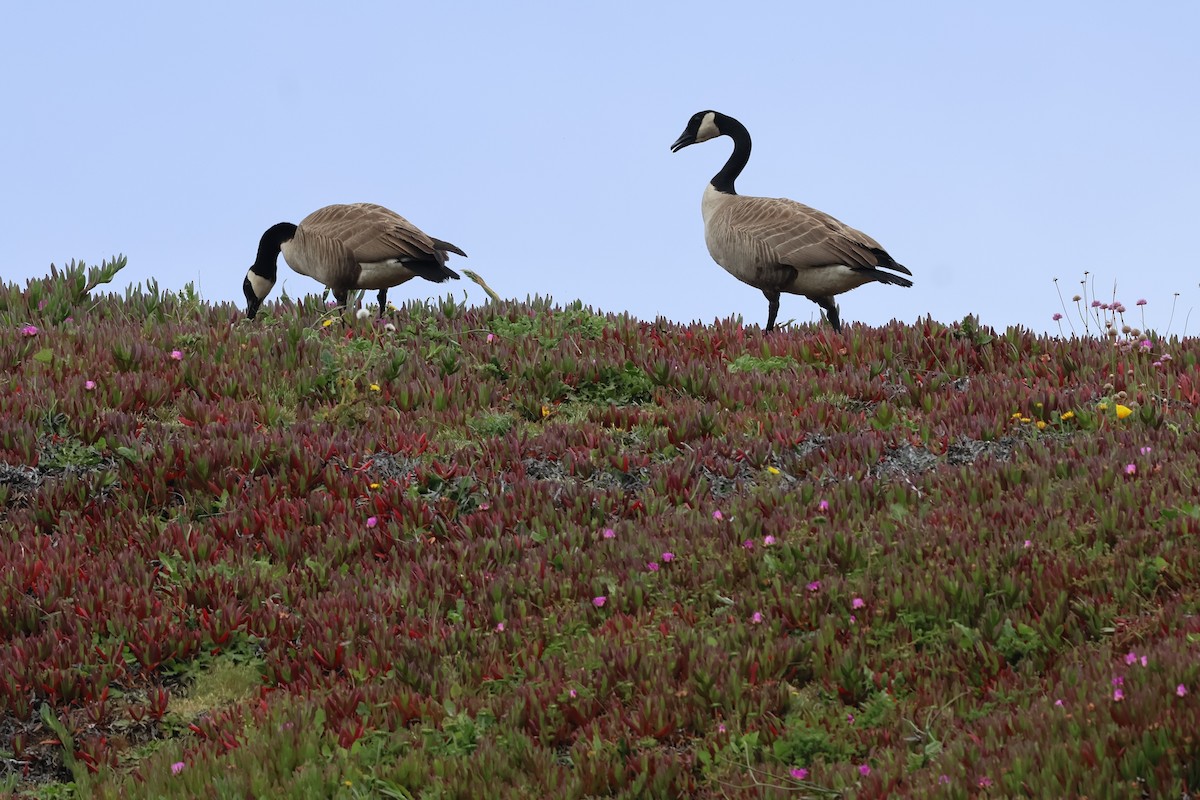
[{"x1": 1, "y1": 259, "x2": 1199, "y2": 798}]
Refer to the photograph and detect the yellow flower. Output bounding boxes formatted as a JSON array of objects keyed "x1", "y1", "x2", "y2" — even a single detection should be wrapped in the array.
[
  {"x1": 1096, "y1": 402, "x2": 1108, "y2": 411},
  {"x1": 1011, "y1": 412, "x2": 1022, "y2": 419},
  {"x1": 1116, "y1": 404, "x2": 1132, "y2": 419},
  {"x1": 369, "y1": 383, "x2": 381, "y2": 392},
  {"x1": 766, "y1": 466, "x2": 780, "y2": 475},
  {"x1": 369, "y1": 482, "x2": 380, "y2": 490},
  {"x1": 1036, "y1": 420, "x2": 1047, "y2": 430},
  {"x1": 1020, "y1": 417, "x2": 1032, "y2": 424},
  {"x1": 1060, "y1": 411, "x2": 1075, "y2": 421},
  {"x1": 541, "y1": 404, "x2": 551, "y2": 418},
  {"x1": 322, "y1": 319, "x2": 334, "y2": 328}
]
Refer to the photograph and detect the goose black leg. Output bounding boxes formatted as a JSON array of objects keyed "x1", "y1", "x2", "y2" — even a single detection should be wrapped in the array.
[
  {"x1": 763, "y1": 289, "x2": 781, "y2": 332},
  {"x1": 814, "y1": 296, "x2": 841, "y2": 332},
  {"x1": 377, "y1": 289, "x2": 389, "y2": 318}
]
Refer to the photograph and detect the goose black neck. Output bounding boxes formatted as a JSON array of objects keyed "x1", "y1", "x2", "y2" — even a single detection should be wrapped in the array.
[
  {"x1": 251, "y1": 222, "x2": 298, "y2": 279},
  {"x1": 711, "y1": 116, "x2": 751, "y2": 195}
]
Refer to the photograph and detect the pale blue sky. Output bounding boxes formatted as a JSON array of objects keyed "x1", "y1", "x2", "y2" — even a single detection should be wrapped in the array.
[{"x1": 2, "y1": 3, "x2": 1197, "y2": 334}]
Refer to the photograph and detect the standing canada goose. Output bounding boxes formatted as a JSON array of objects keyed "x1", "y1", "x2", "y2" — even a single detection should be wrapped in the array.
[
  {"x1": 243, "y1": 202, "x2": 466, "y2": 320},
  {"x1": 670, "y1": 110, "x2": 913, "y2": 332}
]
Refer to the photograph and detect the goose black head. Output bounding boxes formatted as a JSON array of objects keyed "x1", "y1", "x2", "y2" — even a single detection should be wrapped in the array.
[
  {"x1": 671, "y1": 110, "x2": 725, "y2": 152},
  {"x1": 243, "y1": 221, "x2": 296, "y2": 320}
]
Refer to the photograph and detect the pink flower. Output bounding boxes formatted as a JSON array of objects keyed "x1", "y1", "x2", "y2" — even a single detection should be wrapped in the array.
[
  {"x1": 806, "y1": 580, "x2": 821, "y2": 592},
  {"x1": 978, "y1": 776, "x2": 993, "y2": 788},
  {"x1": 718, "y1": 723, "x2": 726, "y2": 734},
  {"x1": 20, "y1": 324, "x2": 38, "y2": 336},
  {"x1": 1054, "y1": 699, "x2": 1064, "y2": 707},
  {"x1": 84, "y1": 380, "x2": 96, "y2": 391},
  {"x1": 1113, "y1": 688, "x2": 1124, "y2": 701},
  {"x1": 1140, "y1": 446, "x2": 1152, "y2": 455},
  {"x1": 751, "y1": 611, "x2": 763, "y2": 624},
  {"x1": 569, "y1": 689, "x2": 577, "y2": 698},
  {"x1": 495, "y1": 622, "x2": 505, "y2": 632},
  {"x1": 1125, "y1": 652, "x2": 1137, "y2": 665},
  {"x1": 1140, "y1": 656, "x2": 1148, "y2": 667},
  {"x1": 1124, "y1": 463, "x2": 1136, "y2": 475},
  {"x1": 661, "y1": 551, "x2": 674, "y2": 562},
  {"x1": 171, "y1": 762, "x2": 185, "y2": 775},
  {"x1": 847, "y1": 713, "x2": 855, "y2": 724},
  {"x1": 486, "y1": 333, "x2": 496, "y2": 343},
  {"x1": 1091, "y1": 300, "x2": 1102, "y2": 308},
  {"x1": 790, "y1": 767, "x2": 809, "y2": 780},
  {"x1": 742, "y1": 539, "x2": 754, "y2": 550},
  {"x1": 366, "y1": 516, "x2": 378, "y2": 528},
  {"x1": 1136, "y1": 299, "x2": 1147, "y2": 306},
  {"x1": 849, "y1": 615, "x2": 857, "y2": 624},
  {"x1": 1177, "y1": 684, "x2": 1188, "y2": 697},
  {"x1": 763, "y1": 535, "x2": 776, "y2": 546},
  {"x1": 939, "y1": 774, "x2": 951, "y2": 785},
  {"x1": 1052, "y1": 313, "x2": 1063, "y2": 321},
  {"x1": 170, "y1": 349, "x2": 183, "y2": 360},
  {"x1": 592, "y1": 596, "x2": 606, "y2": 608},
  {"x1": 817, "y1": 500, "x2": 829, "y2": 513},
  {"x1": 1023, "y1": 539, "x2": 1032, "y2": 548},
  {"x1": 1140, "y1": 339, "x2": 1153, "y2": 351},
  {"x1": 646, "y1": 561, "x2": 659, "y2": 572},
  {"x1": 858, "y1": 763, "x2": 870, "y2": 776},
  {"x1": 851, "y1": 597, "x2": 865, "y2": 609},
  {"x1": 602, "y1": 528, "x2": 615, "y2": 539},
  {"x1": 712, "y1": 509, "x2": 723, "y2": 520},
  {"x1": 1112, "y1": 676, "x2": 1124, "y2": 686}
]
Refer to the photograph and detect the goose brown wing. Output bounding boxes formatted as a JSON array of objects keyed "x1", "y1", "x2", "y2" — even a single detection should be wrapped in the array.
[
  {"x1": 299, "y1": 203, "x2": 447, "y2": 264},
  {"x1": 722, "y1": 195, "x2": 901, "y2": 272}
]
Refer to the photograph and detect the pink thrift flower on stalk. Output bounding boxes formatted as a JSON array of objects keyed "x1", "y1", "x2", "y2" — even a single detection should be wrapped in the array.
[
  {"x1": 1052, "y1": 313, "x2": 1063, "y2": 321},
  {"x1": 791, "y1": 767, "x2": 809, "y2": 780},
  {"x1": 20, "y1": 324, "x2": 38, "y2": 336},
  {"x1": 1137, "y1": 298, "x2": 1147, "y2": 306},
  {"x1": 851, "y1": 597, "x2": 865, "y2": 609},
  {"x1": 661, "y1": 551, "x2": 674, "y2": 562},
  {"x1": 592, "y1": 596, "x2": 606, "y2": 608},
  {"x1": 171, "y1": 762, "x2": 185, "y2": 775}
]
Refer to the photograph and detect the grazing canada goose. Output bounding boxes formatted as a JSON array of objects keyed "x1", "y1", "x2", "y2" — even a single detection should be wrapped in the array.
[
  {"x1": 671, "y1": 110, "x2": 913, "y2": 332},
  {"x1": 243, "y1": 202, "x2": 466, "y2": 320}
]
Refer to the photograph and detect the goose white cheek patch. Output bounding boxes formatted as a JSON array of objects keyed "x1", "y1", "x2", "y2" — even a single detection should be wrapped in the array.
[
  {"x1": 696, "y1": 112, "x2": 720, "y2": 142},
  {"x1": 247, "y1": 271, "x2": 274, "y2": 300}
]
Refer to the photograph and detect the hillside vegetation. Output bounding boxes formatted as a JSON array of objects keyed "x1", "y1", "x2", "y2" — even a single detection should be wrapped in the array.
[{"x1": 1, "y1": 259, "x2": 1198, "y2": 798}]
